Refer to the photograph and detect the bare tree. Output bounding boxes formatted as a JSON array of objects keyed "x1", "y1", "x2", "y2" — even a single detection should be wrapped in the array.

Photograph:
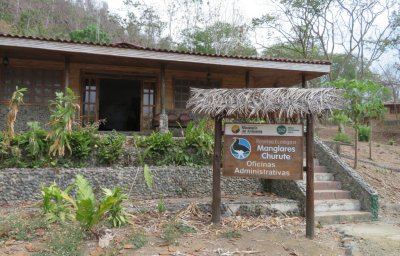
[
  {"x1": 379, "y1": 63, "x2": 400, "y2": 121},
  {"x1": 336, "y1": 0, "x2": 398, "y2": 79}
]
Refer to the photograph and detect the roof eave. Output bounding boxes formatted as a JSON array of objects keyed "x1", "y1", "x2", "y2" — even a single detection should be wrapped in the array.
[{"x1": 0, "y1": 37, "x2": 330, "y2": 74}]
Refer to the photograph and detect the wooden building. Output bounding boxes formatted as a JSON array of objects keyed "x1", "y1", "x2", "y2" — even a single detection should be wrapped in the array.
[{"x1": 0, "y1": 34, "x2": 331, "y2": 132}]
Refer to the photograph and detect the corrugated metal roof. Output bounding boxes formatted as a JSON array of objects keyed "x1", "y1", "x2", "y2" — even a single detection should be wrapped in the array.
[{"x1": 0, "y1": 33, "x2": 331, "y2": 65}]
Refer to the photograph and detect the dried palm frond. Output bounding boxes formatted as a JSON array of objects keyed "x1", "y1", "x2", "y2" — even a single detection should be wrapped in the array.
[
  {"x1": 187, "y1": 88, "x2": 345, "y2": 120},
  {"x1": 4, "y1": 86, "x2": 27, "y2": 144}
]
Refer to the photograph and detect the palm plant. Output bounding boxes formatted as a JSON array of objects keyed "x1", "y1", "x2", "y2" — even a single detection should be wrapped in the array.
[{"x1": 47, "y1": 88, "x2": 80, "y2": 157}]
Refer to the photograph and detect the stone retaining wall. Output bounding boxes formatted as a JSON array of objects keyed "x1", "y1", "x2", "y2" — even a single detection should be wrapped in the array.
[
  {"x1": 315, "y1": 137, "x2": 379, "y2": 220},
  {"x1": 0, "y1": 167, "x2": 264, "y2": 203},
  {"x1": 0, "y1": 104, "x2": 51, "y2": 131}
]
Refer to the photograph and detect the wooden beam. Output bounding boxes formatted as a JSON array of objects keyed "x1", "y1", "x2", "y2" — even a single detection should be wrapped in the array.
[
  {"x1": 212, "y1": 116, "x2": 222, "y2": 224},
  {"x1": 245, "y1": 70, "x2": 250, "y2": 88}
]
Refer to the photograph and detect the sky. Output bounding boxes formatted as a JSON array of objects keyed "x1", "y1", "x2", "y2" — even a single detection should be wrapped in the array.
[
  {"x1": 106, "y1": 0, "x2": 269, "y2": 22},
  {"x1": 104, "y1": 0, "x2": 397, "y2": 70}
]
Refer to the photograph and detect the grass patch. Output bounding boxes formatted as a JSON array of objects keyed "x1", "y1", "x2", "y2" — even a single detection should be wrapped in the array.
[
  {"x1": 221, "y1": 230, "x2": 242, "y2": 239},
  {"x1": 0, "y1": 213, "x2": 49, "y2": 241},
  {"x1": 130, "y1": 229, "x2": 148, "y2": 249},
  {"x1": 161, "y1": 219, "x2": 196, "y2": 243},
  {"x1": 333, "y1": 132, "x2": 352, "y2": 144},
  {"x1": 33, "y1": 224, "x2": 84, "y2": 256}
]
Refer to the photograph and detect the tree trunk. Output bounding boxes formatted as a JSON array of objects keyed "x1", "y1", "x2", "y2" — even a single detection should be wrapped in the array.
[
  {"x1": 354, "y1": 128, "x2": 358, "y2": 169},
  {"x1": 339, "y1": 122, "x2": 345, "y2": 134},
  {"x1": 369, "y1": 122, "x2": 373, "y2": 160}
]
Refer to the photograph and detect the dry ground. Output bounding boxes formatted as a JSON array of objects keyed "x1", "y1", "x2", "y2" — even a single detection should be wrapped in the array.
[{"x1": 1, "y1": 123, "x2": 400, "y2": 256}]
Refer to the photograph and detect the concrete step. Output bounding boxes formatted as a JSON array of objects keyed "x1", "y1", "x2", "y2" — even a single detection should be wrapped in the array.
[
  {"x1": 314, "y1": 166, "x2": 328, "y2": 173},
  {"x1": 315, "y1": 199, "x2": 361, "y2": 212},
  {"x1": 303, "y1": 159, "x2": 320, "y2": 166},
  {"x1": 304, "y1": 172, "x2": 334, "y2": 181},
  {"x1": 314, "y1": 190, "x2": 351, "y2": 200},
  {"x1": 315, "y1": 211, "x2": 373, "y2": 225},
  {"x1": 315, "y1": 181, "x2": 342, "y2": 190}
]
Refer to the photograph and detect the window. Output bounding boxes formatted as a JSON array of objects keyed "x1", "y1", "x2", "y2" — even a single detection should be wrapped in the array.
[
  {"x1": 0, "y1": 67, "x2": 63, "y2": 104},
  {"x1": 82, "y1": 78, "x2": 98, "y2": 125},
  {"x1": 174, "y1": 79, "x2": 220, "y2": 109},
  {"x1": 142, "y1": 81, "x2": 155, "y2": 130}
]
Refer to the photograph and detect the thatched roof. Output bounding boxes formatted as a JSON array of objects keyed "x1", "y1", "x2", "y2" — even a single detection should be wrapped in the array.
[{"x1": 187, "y1": 88, "x2": 344, "y2": 119}]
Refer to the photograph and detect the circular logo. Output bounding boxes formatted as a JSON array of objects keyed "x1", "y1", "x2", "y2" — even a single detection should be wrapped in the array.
[
  {"x1": 277, "y1": 125, "x2": 287, "y2": 135},
  {"x1": 231, "y1": 125, "x2": 240, "y2": 134},
  {"x1": 230, "y1": 138, "x2": 251, "y2": 159}
]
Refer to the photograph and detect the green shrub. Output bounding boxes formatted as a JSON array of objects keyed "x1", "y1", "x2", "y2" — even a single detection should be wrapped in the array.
[
  {"x1": 145, "y1": 131, "x2": 173, "y2": 155},
  {"x1": 358, "y1": 125, "x2": 371, "y2": 142},
  {"x1": 69, "y1": 127, "x2": 96, "y2": 160},
  {"x1": 334, "y1": 132, "x2": 352, "y2": 144},
  {"x1": 388, "y1": 139, "x2": 395, "y2": 146},
  {"x1": 97, "y1": 131, "x2": 125, "y2": 164}
]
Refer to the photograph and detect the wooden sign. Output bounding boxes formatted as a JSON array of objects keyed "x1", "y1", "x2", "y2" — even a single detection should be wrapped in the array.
[{"x1": 223, "y1": 124, "x2": 303, "y2": 180}]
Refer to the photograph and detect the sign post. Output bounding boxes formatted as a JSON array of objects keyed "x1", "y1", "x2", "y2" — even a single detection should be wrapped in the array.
[
  {"x1": 223, "y1": 124, "x2": 303, "y2": 180},
  {"x1": 211, "y1": 116, "x2": 222, "y2": 224}
]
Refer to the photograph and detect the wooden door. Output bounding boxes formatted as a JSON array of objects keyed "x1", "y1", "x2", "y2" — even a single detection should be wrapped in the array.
[{"x1": 81, "y1": 77, "x2": 99, "y2": 125}]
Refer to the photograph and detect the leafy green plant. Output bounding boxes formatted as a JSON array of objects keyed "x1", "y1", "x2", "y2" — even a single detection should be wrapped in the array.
[
  {"x1": 47, "y1": 88, "x2": 80, "y2": 157},
  {"x1": 41, "y1": 183, "x2": 74, "y2": 223},
  {"x1": 97, "y1": 131, "x2": 125, "y2": 164},
  {"x1": 334, "y1": 132, "x2": 352, "y2": 144},
  {"x1": 157, "y1": 197, "x2": 166, "y2": 214},
  {"x1": 388, "y1": 139, "x2": 395, "y2": 146},
  {"x1": 358, "y1": 125, "x2": 371, "y2": 142},
  {"x1": 183, "y1": 118, "x2": 214, "y2": 165},
  {"x1": 60, "y1": 175, "x2": 127, "y2": 233},
  {"x1": 19, "y1": 121, "x2": 50, "y2": 166},
  {"x1": 103, "y1": 187, "x2": 128, "y2": 227}
]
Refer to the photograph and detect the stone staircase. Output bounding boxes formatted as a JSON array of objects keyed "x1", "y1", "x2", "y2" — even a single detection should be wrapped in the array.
[{"x1": 303, "y1": 160, "x2": 373, "y2": 225}]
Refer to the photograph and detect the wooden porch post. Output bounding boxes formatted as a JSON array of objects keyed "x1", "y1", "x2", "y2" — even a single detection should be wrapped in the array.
[
  {"x1": 303, "y1": 73, "x2": 315, "y2": 239},
  {"x1": 64, "y1": 56, "x2": 70, "y2": 90},
  {"x1": 212, "y1": 115, "x2": 222, "y2": 224},
  {"x1": 159, "y1": 63, "x2": 168, "y2": 133}
]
